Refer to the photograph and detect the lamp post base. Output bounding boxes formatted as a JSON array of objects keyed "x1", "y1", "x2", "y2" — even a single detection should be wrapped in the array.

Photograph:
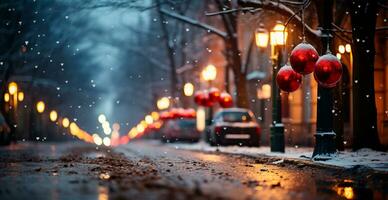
[
  {"x1": 312, "y1": 132, "x2": 337, "y2": 160},
  {"x1": 270, "y1": 123, "x2": 285, "y2": 153}
]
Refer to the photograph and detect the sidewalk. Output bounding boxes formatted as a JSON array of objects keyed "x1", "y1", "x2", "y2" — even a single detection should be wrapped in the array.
[{"x1": 169, "y1": 141, "x2": 388, "y2": 172}]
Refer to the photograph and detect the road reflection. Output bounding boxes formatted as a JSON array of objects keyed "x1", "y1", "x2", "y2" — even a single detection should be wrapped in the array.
[
  {"x1": 98, "y1": 186, "x2": 109, "y2": 200},
  {"x1": 332, "y1": 179, "x2": 384, "y2": 200},
  {"x1": 194, "y1": 154, "x2": 223, "y2": 162},
  {"x1": 334, "y1": 185, "x2": 354, "y2": 199}
]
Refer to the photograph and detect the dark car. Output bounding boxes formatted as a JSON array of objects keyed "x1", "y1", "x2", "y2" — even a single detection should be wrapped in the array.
[
  {"x1": 206, "y1": 108, "x2": 261, "y2": 146},
  {"x1": 161, "y1": 119, "x2": 201, "y2": 143}
]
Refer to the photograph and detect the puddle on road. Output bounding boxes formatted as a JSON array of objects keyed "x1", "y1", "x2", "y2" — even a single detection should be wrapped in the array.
[{"x1": 331, "y1": 179, "x2": 385, "y2": 200}]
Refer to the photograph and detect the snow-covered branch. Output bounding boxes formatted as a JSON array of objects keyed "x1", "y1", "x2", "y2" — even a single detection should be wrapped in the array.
[
  {"x1": 238, "y1": 0, "x2": 322, "y2": 41},
  {"x1": 159, "y1": 9, "x2": 228, "y2": 39}
]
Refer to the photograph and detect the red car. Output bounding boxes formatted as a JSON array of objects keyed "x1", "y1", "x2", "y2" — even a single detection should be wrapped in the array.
[
  {"x1": 206, "y1": 108, "x2": 261, "y2": 146},
  {"x1": 160, "y1": 119, "x2": 201, "y2": 143}
]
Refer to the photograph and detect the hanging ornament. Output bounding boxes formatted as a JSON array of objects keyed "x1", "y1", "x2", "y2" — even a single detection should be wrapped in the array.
[
  {"x1": 201, "y1": 90, "x2": 214, "y2": 107},
  {"x1": 208, "y1": 87, "x2": 221, "y2": 102},
  {"x1": 276, "y1": 65, "x2": 303, "y2": 92},
  {"x1": 314, "y1": 53, "x2": 342, "y2": 88},
  {"x1": 194, "y1": 91, "x2": 205, "y2": 105},
  {"x1": 219, "y1": 92, "x2": 233, "y2": 108},
  {"x1": 289, "y1": 43, "x2": 319, "y2": 75}
]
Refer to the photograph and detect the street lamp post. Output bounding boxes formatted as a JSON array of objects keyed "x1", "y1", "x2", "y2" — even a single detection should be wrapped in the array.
[
  {"x1": 256, "y1": 23, "x2": 287, "y2": 152},
  {"x1": 270, "y1": 23, "x2": 287, "y2": 152},
  {"x1": 36, "y1": 101, "x2": 45, "y2": 140},
  {"x1": 183, "y1": 82, "x2": 194, "y2": 107},
  {"x1": 336, "y1": 43, "x2": 353, "y2": 150},
  {"x1": 201, "y1": 64, "x2": 217, "y2": 125}
]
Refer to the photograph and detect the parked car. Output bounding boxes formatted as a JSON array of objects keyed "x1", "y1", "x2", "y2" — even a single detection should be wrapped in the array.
[
  {"x1": 161, "y1": 119, "x2": 201, "y2": 143},
  {"x1": 206, "y1": 108, "x2": 261, "y2": 146}
]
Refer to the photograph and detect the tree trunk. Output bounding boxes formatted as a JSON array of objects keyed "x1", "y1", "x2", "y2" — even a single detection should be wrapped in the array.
[
  {"x1": 157, "y1": 0, "x2": 178, "y2": 100},
  {"x1": 351, "y1": 0, "x2": 381, "y2": 150},
  {"x1": 227, "y1": 38, "x2": 249, "y2": 108},
  {"x1": 215, "y1": 0, "x2": 249, "y2": 108}
]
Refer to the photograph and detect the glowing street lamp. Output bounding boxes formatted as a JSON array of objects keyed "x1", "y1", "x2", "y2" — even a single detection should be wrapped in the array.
[
  {"x1": 17, "y1": 92, "x2": 24, "y2": 102},
  {"x1": 4, "y1": 93, "x2": 9, "y2": 103},
  {"x1": 62, "y1": 117, "x2": 70, "y2": 128},
  {"x1": 93, "y1": 134, "x2": 103, "y2": 146},
  {"x1": 257, "y1": 84, "x2": 271, "y2": 99},
  {"x1": 202, "y1": 64, "x2": 217, "y2": 82},
  {"x1": 145, "y1": 115, "x2": 153, "y2": 125},
  {"x1": 98, "y1": 114, "x2": 106, "y2": 123},
  {"x1": 183, "y1": 82, "x2": 194, "y2": 97},
  {"x1": 270, "y1": 23, "x2": 287, "y2": 46},
  {"x1": 338, "y1": 45, "x2": 345, "y2": 54},
  {"x1": 255, "y1": 25, "x2": 269, "y2": 48},
  {"x1": 103, "y1": 137, "x2": 111, "y2": 146},
  {"x1": 157, "y1": 97, "x2": 170, "y2": 110},
  {"x1": 151, "y1": 111, "x2": 159, "y2": 121},
  {"x1": 36, "y1": 101, "x2": 45, "y2": 113},
  {"x1": 49, "y1": 110, "x2": 58, "y2": 122},
  {"x1": 336, "y1": 53, "x2": 342, "y2": 60},
  {"x1": 8, "y1": 82, "x2": 18, "y2": 95},
  {"x1": 345, "y1": 44, "x2": 351, "y2": 53}
]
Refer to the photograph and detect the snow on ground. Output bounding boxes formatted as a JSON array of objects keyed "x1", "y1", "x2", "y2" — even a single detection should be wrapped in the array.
[{"x1": 168, "y1": 141, "x2": 388, "y2": 172}]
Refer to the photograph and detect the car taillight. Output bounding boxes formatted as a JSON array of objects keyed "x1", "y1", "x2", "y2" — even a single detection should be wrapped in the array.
[
  {"x1": 214, "y1": 126, "x2": 222, "y2": 134},
  {"x1": 255, "y1": 126, "x2": 261, "y2": 135}
]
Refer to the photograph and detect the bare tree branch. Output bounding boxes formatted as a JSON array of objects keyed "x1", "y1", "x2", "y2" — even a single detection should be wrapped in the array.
[
  {"x1": 205, "y1": 7, "x2": 261, "y2": 16},
  {"x1": 159, "y1": 9, "x2": 228, "y2": 39},
  {"x1": 238, "y1": 0, "x2": 322, "y2": 42}
]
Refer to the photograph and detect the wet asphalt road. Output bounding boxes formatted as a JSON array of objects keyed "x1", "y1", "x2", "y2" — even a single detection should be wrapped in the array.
[{"x1": 0, "y1": 140, "x2": 387, "y2": 200}]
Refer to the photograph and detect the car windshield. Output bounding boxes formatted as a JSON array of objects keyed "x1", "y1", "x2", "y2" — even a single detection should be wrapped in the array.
[
  {"x1": 221, "y1": 111, "x2": 253, "y2": 123},
  {"x1": 177, "y1": 120, "x2": 196, "y2": 128}
]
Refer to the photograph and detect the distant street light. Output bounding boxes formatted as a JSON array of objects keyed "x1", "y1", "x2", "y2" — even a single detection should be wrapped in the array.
[
  {"x1": 4, "y1": 93, "x2": 10, "y2": 103},
  {"x1": 49, "y1": 110, "x2": 58, "y2": 122},
  {"x1": 17, "y1": 92, "x2": 24, "y2": 102},
  {"x1": 336, "y1": 53, "x2": 342, "y2": 60},
  {"x1": 257, "y1": 84, "x2": 271, "y2": 99},
  {"x1": 145, "y1": 115, "x2": 153, "y2": 125},
  {"x1": 183, "y1": 82, "x2": 194, "y2": 97},
  {"x1": 201, "y1": 64, "x2": 217, "y2": 82},
  {"x1": 103, "y1": 137, "x2": 111, "y2": 146},
  {"x1": 255, "y1": 24, "x2": 269, "y2": 48},
  {"x1": 98, "y1": 114, "x2": 106, "y2": 123},
  {"x1": 157, "y1": 97, "x2": 170, "y2": 110},
  {"x1": 151, "y1": 111, "x2": 159, "y2": 121},
  {"x1": 93, "y1": 134, "x2": 103, "y2": 146},
  {"x1": 36, "y1": 101, "x2": 45, "y2": 113},
  {"x1": 345, "y1": 44, "x2": 351, "y2": 53},
  {"x1": 62, "y1": 117, "x2": 70, "y2": 128},
  {"x1": 8, "y1": 82, "x2": 18, "y2": 95},
  {"x1": 338, "y1": 45, "x2": 345, "y2": 54}
]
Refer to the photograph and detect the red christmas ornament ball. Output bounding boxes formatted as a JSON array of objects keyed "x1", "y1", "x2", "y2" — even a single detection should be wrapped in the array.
[
  {"x1": 314, "y1": 53, "x2": 343, "y2": 88},
  {"x1": 208, "y1": 87, "x2": 221, "y2": 102},
  {"x1": 276, "y1": 65, "x2": 303, "y2": 92},
  {"x1": 290, "y1": 42, "x2": 319, "y2": 75},
  {"x1": 201, "y1": 91, "x2": 214, "y2": 107},
  {"x1": 219, "y1": 92, "x2": 233, "y2": 108},
  {"x1": 194, "y1": 91, "x2": 205, "y2": 105}
]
